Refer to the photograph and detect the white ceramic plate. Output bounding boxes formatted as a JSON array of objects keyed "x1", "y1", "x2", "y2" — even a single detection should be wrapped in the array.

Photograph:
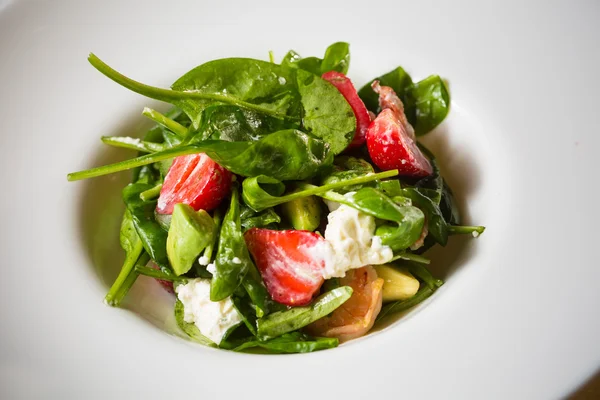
[{"x1": 1, "y1": 0, "x2": 599, "y2": 398}]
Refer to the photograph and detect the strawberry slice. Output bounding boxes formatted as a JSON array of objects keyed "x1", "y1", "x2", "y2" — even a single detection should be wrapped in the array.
[
  {"x1": 156, "y1": 153, "x2": 233, "y2": 214},
  {"x1": 244, "y1": 228, "x2": 326, "y2": 306},
  {"x1": 366, "y1": 81, "x2": 433, "y2": 177},
  {"x1": 322, "y1": 71, "x2": 371, "y2": 148}
]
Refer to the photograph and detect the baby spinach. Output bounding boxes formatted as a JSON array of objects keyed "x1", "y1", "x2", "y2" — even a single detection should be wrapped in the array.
[
  {"x1": 174, "y1": 299, "x2": 216, "y2": 347},
  {"x1": 233, "y1": 332, "x2": 339, "y2": 354},
  {"x1": 105, "y1": 209, "x2": 145, "y2": 306},
  {"x1": 122, "y1": 182, "x2": 171, "y2": 270},
  {"x1": 282, "y1": 42, "x2": 350, "y2": 75},
  {"x1": 134, "y1": 265, "x2": 186, "y2": 282},
  {"x1": 448, "y1": 225, "x2": 486, "y2": 236},
  {"x1": 257, "y1": 286, "x2": 353, "y2": 340},
  {"x1": 166, "y1": 204, "x2": 215, "y2": 276},
  {"x1": 296, "y1": 69, "x2": 356, "y2": 154},
  {"x1": 405, "y1": 75, "x2": 450, "y2": 136},
  {"x1": 321, "y1": 156, "x2": 376, "y2": 194},
  {"x1": 377, "y1": 286, "x2": 435, "y2": 321},
  {"x1": 210, "y1": 187, "x2": 253, "y2": 301},
  {"x1": 240, "y1": 208, "x2": 281, "y2": 231},
  {"x1": 402, "y1": 187, "x2": 448, "y2": 246},
  {"x1": 379, "y1": 179, "x2": 403, "y2": 197},
  {"x1": 68, "y1": 130, "x2": 333, "y2": 182},
  {"x1": 189, "y1": 105, "x2": 294, "y2": 143},
  {"x1": 89, "y1": 54, "x2": 299, "y2": 128},
  {"x1": 358, "y1": 66, "x2": 413, "y2": 112},
  {"x1": 242, "y1": 170, "x2": 398, "y2": 211},
  {"x1": 358, "y1": 68, "x2": 450, "y2": 136}
]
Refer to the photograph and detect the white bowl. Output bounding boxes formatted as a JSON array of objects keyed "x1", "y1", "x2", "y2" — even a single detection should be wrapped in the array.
[{"x1": 1, "y1": 0, "x2": 598, "y2": 398}]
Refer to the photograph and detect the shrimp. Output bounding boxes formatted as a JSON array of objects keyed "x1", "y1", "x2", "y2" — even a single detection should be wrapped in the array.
[{"x1": 305, "y1": 266, "x2": 383, "y2": 342}]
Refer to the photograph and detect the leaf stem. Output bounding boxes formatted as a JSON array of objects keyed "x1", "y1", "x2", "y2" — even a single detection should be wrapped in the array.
[
  {"x1": 139, "y1": 183, "x2": 163, "y2": 201},
  {"x1": 448, "y1": 225, "x2": 486, "y2": 237},
  {"x1": 105, "y1": 242, "x2": 145, "y2": 306},
  {"x1": 88, "y1": 53, "x2": 295, "y2": 120},
  {"x1": 101, "y1": 136, "x2": 165, "y2": 153},
  {"x1": 390, "y1": 252, "x2": 431, "y2": 264},
  {"x1": 135, "y1": 265, "x2": 186, "y2": 282},
  {"x1": 68, "y1": 144, "x2": 200, "y2": 181},
  {"x1": 142, "y1": 107, "x2": 188, "y2": 138}
]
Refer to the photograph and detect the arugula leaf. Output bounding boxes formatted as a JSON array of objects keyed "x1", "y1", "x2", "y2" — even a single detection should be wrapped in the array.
[
  {"x1": 296, "y1": 69, "x2": 356, "y2": 154},
  {"x1": 174, "y1": 299, "x2": 216, "y2": 347},
  {"x1": 257, "y1": 286, "x2": 353, "y2": 340},
  {"x1": 68, "y1": 130, "x2": 333, "y2": 182}
]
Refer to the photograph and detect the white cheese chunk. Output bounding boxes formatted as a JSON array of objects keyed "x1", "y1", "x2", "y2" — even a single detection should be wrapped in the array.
[{"x1": 175, "y1": 279, "x2": 241, "y2": 344}]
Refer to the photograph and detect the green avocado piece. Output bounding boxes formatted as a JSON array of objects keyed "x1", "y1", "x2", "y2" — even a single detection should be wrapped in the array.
[
  {"x1": 281, "y1": 195, "x2": 321, "y2": 232},
  {"x1": 167, "y1": 204, "x2": 215, "y2": 275}
]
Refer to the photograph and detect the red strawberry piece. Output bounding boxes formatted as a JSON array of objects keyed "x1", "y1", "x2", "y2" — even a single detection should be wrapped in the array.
[
  {"x1": 366, "y1": 81, "x2": 433, "y2": 177},
  {"x1": 244, "y1": 228, "x2": 327, "y2": 306},
  {"x1": 156, "y1": 153, "x2": 233, "y2": 214},
  {"x1": 148, "y1": 262, "x2": 174, "y2": 294},
  {"x1": 322, "y1": 71, "x2": 371, "y2": 148}
]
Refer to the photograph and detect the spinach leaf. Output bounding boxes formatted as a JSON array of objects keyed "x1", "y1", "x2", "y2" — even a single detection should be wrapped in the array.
[
  {"x1": 414, "y1": 145, "x2": 443, "y2": 205},
  {"x1": 440, "y1": 181, "x2": 460, "y2": 225},
  {"x1": 233, "y1": 332, "x2": 338, "y2": 354},
  {"x1": 166, "y1": 204, "x2": 215, "y2": 276},
  {"x1": 321, "y1": 156, "x2": 376, "y2": 194},
  {"x1": 379, "y1": 179, "x2": 402, "y2": 197},
  {"x1": 448, "y1": 225, "x2": 486, "y2": 236},
  {"x1": 104, "y1": 209, "x2": 145, "y2": 306},
  {"x1": 358, "y1": 66, "x2": 413, "y2": 112},
  {"x1": 405, "y1": 75, "x2": 450, "y2": 136},
  {"x1": 257, "y1": 286, "x2": 353, "y2": 340},
  {"x1": 240, "y1": 208, "x2": 281, "y2": 231},
  {"x1": 376, "y1": 286, "x2": 435, "y2": 321},
  {"x1": 211, "y1": 186, "x2": 253, "y2": 301},
  {"x1": 174, "y1": 299, "x2": 216, "y2": 347},
  {"x1": 122, "y1": 182, "x2": 171, "y2": 270},
  {"x1": 358, "y1": 69, "x2": 450, "y2": 136},
  {"x1": 281, "y1": 42, "x2": 350, "y2": 75},
  {"x1": 296, "y1": 69, "x2": 356, "y2": 154},
  {"x1": 321, "y1": 42, "x2": 350, "y2": 75},
  {"x1": 189, "y1": 105, "x2": 295, "y2": 143},
  {"x1": 242, "y1": 170, "x2": 397, "y2": 211},
  {"x1": 231, "y1": 295, "x2": 258, "y2": 335},
  {"x1": 400, "y1": 261, "x2": 444, "y2": 289},
  {"x1": 401, "y1": 188, "x2": 448, "y2": 246},
  {"x1": 68, "y1": 130, "x2": 333, "y2": 182}
]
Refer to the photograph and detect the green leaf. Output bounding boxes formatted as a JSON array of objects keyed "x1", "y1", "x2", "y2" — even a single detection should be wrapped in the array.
[
  {"x1": 240, "y1": 208, "x2": 281, "y2": 231},
  {"x1": 376, "y1": 286, "x2": 435, "y2": 321},
  {"x1": 281, "y1": 42, "x2": 350, "y2": 75},
  {"x1": 174, "y1": 299, "x2": 216, "y2": 347},
  {"x1": 189, "y1": 105, "x2": 295, "y2": 143},
  {"x1": 257, "y1": 286, "x2": 353, "y2": 340},
  {"x1": 210, "y1": 187, "x2": 253, "y2": 301},
  {"x1": 242, "y1": 170, "x2": 398, "y2": 212},
  {"x1": 122, "y1": 182, "x2": 170, "y2": 270},
  {"x1": 167, "y1": 204, "x2": 215, "y2": 276},
  {"x1": 405, "y1": 75, "x2": 450, "y2": 136},
  {"x1": 68, "y1": 130, "x2": 333, "y2": 182},
  {"x1": 321, "y1": 156, "x2": 376, "y2": 194},
  {"x1": 296, "y1": 69, "x2": 356, "y2": 154},
  {"x1": 233, "y1": 332, "x2": 338, "y2": 354},
  {"x1": 402, "y1": 188, "x2": 449, "y2": 246},
  {"x1": 358, "y1": 66, "x2": 413, "y2": 112},
  {"x1": 321, "y1": 42, "x2": 350, "y2": 74}
]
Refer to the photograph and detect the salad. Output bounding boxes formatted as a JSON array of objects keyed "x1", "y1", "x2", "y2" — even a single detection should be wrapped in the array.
[{"x1": 68, "y1": 42, "x2": 484, "y2": 353}]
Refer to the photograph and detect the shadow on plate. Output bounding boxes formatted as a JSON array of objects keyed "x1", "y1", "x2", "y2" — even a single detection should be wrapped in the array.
[{"x1": 77, "y1": 116, "x2": 484, "y2": 346}]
